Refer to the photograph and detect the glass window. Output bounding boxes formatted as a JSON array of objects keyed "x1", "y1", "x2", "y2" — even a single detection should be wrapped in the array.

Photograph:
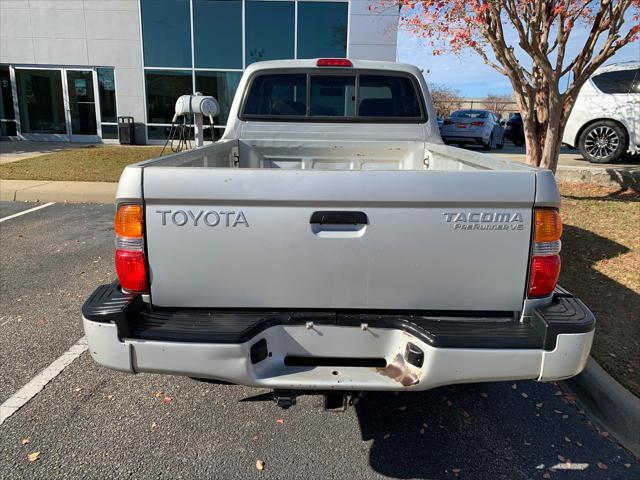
[
  {"x1": 15, "y1": 69, "x2": 66, "y2": 134},
  {"x1": 148, "y1": 124, "x2": 195, "y2": 140},
  {"x1": 193, "y1": 0, "x2": 242, "y2": 69},
  {"x1": 451, "y1": 110, "x2": 487, "y2": 119},
  {"x1": 141, "y1": 0, "x2": 192, "y2": 68},
  {"x1": 245, "y1": 1, "x2": 294, "y2": 65},
  {"x1": 632, "y1": 70, "x2": 640, "y2": 94},
  {"x1": 592, "y1": 69, "x2": 639, "y2": 94},
  {"x1": 97, "y1": 68, "x2": 117, "y2": 123},
  {"x1": 297, "y1": 2, "x2": 348, "y2": 59},
  {"x1": 359, "y1": 75, "x2": 422, "y2": 117},
  {"x1": 0, "y1": 66, "x2": 17, "y2": 136},
  {"x1": 310, "y1": 75, "x2": 355, "y2": 117},
  {"x1": 195, "y1": 71, "x2": 242, "y2": 125},
  {"x1": 145, "y1": 70, "x2": 192, "y2": 124},
  {"x1": 242, "y1": 73, "x2": 425, "y2": 121},
  {"x1": 243, "y1": 74, "x2": 307, "y2": 116},
  {"x1": 101, "y1": 124, "x2": 118, "y2": 139}
]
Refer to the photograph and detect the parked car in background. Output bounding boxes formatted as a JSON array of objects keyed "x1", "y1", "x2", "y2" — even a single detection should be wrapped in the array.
[
  {"x1": 505, "y1": 112, "x2": 525, "y2": 146},
  {"x1": 440, "y1": 109, "x2": 505, "y2": 150},
  {"x1": 563, "y1": 61, "x2": 639, "y2": 163}
]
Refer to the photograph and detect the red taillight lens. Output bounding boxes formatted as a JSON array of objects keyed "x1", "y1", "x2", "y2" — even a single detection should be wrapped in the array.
[
  {"x1": 115, "y1": 250, "x2": 148, "y2": 293},
  {"x1": 471, "y1": 121, "x2": 484, "y2": 126},
  {"x1": 528, "y1": 255, "x2": 561, "y2": 297},
  {"x1": 317, "y1": 58, "x2": 353, "y2": 67}
]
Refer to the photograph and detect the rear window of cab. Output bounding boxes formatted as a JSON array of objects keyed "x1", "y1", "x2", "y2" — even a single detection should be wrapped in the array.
[{"x1": 241, "y1": 71, "x2": 426, "y2": 122}]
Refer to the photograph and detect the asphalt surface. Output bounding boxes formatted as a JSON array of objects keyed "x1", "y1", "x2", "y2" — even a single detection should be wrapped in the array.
[
  {"x1": 0, "y1": 201, "x2": 638, "y2": 479},
  {"x1": 477, "y1": 144, "x2": 640, "y2": 168}
]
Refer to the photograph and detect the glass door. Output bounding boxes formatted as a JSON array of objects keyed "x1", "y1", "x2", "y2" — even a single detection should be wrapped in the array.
[
  {"x1": 15, "y1": 68, "x2": 67, "y2": 140},
  {"x1": 12, "y1": 67, "x2": 102, "y2": 142},
  {"x1": 0, "y1": 66, "x2": 18, "y2": 137},
  {"x1": 65, "y1": 69, "x2": 100, "y2": 141}
]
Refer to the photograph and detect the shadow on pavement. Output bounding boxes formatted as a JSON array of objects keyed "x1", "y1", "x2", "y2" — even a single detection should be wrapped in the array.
[{"x1": 354, "y1": 382, "x2": 638, "y2": 479}]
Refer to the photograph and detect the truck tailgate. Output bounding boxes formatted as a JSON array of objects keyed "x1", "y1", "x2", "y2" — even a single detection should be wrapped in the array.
[{"x1": 143, "y1": 169, "x2": 534, "y2": 311}]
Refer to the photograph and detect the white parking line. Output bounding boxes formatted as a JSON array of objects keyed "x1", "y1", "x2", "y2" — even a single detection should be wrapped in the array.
[
  {"x1": 0, "y1": 202, "x2": 55, "y2": 223},
  {"x1": 0, "y1": 337, "x2": 87, "y2": 425}
]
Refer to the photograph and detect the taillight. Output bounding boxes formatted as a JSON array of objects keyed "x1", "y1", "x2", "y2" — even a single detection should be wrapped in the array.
[
  {"x1": 114, "y1": 203, "x2": 148, "y2": 293},
  {"x1": 443, "y1": 119, "x2": 453, "y2": 125},
  {"x1": 471, "y1": 121, "x2": 484, "y2": 126},
  {"x1": 316, "y1": 58, "x2": 353, "y2": 67},
  {"x1": 528, "y1": 208, "x2": 562, "y2": 297},
  {"x1": 115, "y1": 250, "x2": 148, "y2": 293},
  {"x1": 115, "y1": 204, "x2": 143, "y2": 238}
]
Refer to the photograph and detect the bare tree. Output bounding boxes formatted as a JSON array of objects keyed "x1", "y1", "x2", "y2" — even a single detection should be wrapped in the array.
[
  {"x1": 482, "y1": 93, "x2": 514, "y2": 118},
  {"x1": 374, "y1": 0, "x2": 640, "y2": 172},
  {"x1": 428, "y1": 83, "x2": 463, "y2": 118}
]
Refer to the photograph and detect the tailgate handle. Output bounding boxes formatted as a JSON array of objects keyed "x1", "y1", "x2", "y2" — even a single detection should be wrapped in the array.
[{"x1": 310, "y1": 211, "x2": 368, "y2": 225}]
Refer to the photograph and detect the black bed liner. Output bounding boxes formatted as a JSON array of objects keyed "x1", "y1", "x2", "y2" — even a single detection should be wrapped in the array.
[{"x1": 83, "y1": 283, "x2": 594, "y2": 351}]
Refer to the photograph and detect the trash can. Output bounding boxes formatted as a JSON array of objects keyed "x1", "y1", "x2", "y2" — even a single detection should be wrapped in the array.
[{"x1": 118, "y1": 116, "x2": 135, "y2": 145}]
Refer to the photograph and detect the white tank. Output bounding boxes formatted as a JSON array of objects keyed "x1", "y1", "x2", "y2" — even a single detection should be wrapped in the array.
[{"x1": 174, "y1": 94, "x2": 219, "y2": 118}]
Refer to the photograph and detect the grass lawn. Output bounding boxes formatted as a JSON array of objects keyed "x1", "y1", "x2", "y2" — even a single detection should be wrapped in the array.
[
  {"x1": 0, "y1": 145, "x2": 163, "y2": 183},
  {"x1": 558, "y1": 182, "x2": 639, "y2": 397}
]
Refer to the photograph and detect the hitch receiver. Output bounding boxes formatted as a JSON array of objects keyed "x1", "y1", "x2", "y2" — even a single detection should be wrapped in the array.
[
  {"x1": 324, "y1": 392, "x2": 348, "y2": 412},
  {"x1": 273, "y1": 390, "x2": 296, "y2": 409}
]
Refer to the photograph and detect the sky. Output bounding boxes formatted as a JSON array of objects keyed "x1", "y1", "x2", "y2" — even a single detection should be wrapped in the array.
[{"x1": 397, "y1": 11, "x2": 640, "y2": 98}]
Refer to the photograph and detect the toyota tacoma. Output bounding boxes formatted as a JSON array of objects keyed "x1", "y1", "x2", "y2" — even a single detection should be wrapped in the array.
[{"x1": 82, "y1": 59, "x2": 594, "y2": 407}]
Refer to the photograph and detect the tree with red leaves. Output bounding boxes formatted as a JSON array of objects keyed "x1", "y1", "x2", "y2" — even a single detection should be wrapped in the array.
[{"x1": 376, "y1": 1, "x2": 640, "y2": 171}]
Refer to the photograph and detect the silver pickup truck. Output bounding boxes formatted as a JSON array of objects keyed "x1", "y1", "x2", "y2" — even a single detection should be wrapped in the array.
[{"x1": 82, "y1": 59, "x2": 594, "y2": 406}]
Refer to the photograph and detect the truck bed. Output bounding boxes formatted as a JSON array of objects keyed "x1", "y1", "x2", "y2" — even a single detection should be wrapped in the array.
[
  {"x1": 118, "y1": 141, "x2": 557, "y2": 312},
  {"x1": 138, "y1": 138, "x2": 537, "y2": 172}
]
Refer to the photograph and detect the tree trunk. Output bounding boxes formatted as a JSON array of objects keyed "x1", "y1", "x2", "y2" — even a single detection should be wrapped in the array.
[
  {"x1": 539, "y1": 89, "x2": 565, "y2": 173},
  {"x1": 514, "y1": 87, "x2": 566, "y2": 174}
]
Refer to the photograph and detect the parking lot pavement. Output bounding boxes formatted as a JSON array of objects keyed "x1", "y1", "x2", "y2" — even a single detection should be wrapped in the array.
[
  {"x1": 0, "y1": 202, "x2": 113, "y2": 404},
  {"x1": 0, "y1": 201, "x2": 638, "y2": 479}
]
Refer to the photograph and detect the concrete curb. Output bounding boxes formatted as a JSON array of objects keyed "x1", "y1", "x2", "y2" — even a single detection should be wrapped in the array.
[
  {"x1": 0, "y1": 179, "x2": 116, "y2": 203},
  {"x1": 562, "y1": 357, "x2": 640, "y2": 458},
  {"x1": 555, "y1": 165, "x2": 640, "y2": 190}
]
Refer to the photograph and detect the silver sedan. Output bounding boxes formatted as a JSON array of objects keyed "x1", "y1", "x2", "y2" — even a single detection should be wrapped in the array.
[{"x1": 440, "y1": 109, "x2": 505, "y2": 150}]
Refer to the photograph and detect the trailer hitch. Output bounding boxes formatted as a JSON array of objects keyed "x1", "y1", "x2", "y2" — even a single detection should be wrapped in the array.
[
  {"x1": 273, "y1": 390, "x2": 296, "y2": 409},
  {"x1": 323, "y1": 392, "x2": 349, "y2": 412},
  {"x1": 272, "y1": 390, "x2": 362, "y2": 411}
]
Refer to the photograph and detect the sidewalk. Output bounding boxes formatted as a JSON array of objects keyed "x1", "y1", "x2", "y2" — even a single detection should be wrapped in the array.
[{"x1": 0, "y1": 179, "x2": 117, "y2": 203}]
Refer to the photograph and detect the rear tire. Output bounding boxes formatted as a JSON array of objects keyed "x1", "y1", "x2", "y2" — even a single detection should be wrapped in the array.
[
  {"x1": 578, "y1": 120, "x2": 628, "y2": 164},
  {"x1": 496, "y1": 135, "x2": 504, "y2": 149},
  {"x1": 483, "y1": 134, "x2": 493, "y2": 151}
]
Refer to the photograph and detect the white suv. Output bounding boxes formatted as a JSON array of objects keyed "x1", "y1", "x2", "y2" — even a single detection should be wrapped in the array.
[{"x1": 563, "y1": 62, "x2": 639, "y2": 163}]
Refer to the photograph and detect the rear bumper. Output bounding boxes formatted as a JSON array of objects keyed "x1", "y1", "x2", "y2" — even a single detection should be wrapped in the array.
[
  {"x1": 442, "y1": 135, "x2": 484, "y2": 145},
  {"x1": 82, "y1": 284, "x2": 595, "y2": 391}
]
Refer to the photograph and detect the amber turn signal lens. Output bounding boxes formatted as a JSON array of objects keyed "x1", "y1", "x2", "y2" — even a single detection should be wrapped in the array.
[
  {"x1": 115, "y1": 204, "x2": 143, "y2": 238},
  {"x1": 534, "y1": 209, "x2": 562, "y2": 243}
]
